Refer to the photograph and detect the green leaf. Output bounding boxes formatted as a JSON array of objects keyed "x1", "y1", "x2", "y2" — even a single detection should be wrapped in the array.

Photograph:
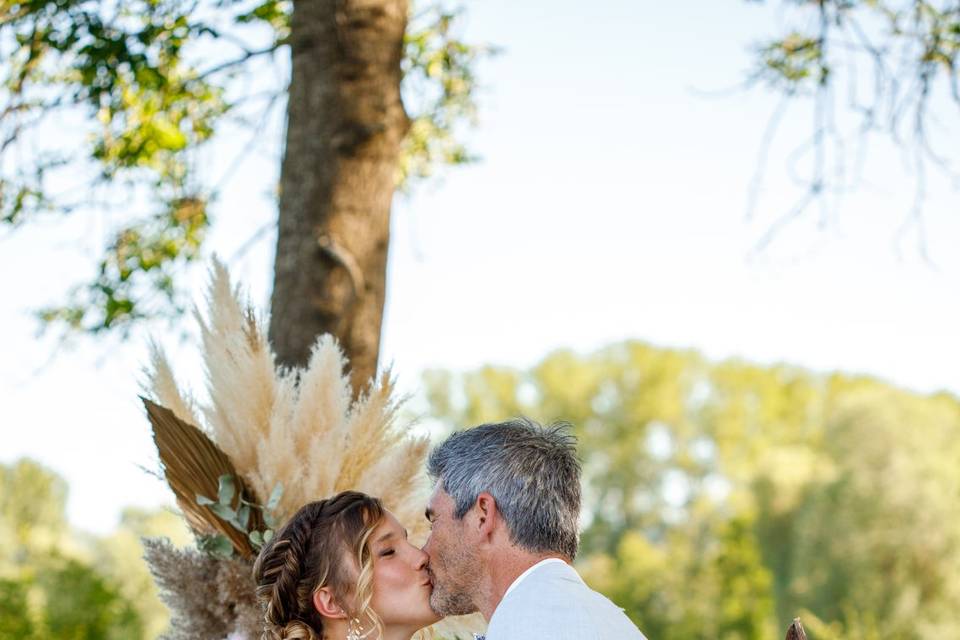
[
  {"x1": 236, "y1": 505, "x2": 251, "y2": 529},
  {"x1": 209, "y1": 536, "x2": 234, "y2": 559},
  {"x1": 267, "y1": 482, "x2": 283, "y2": 511},
  {"x1": 198, "y1": 533, "x2": 234, "y2": 559},
  {"x1": 217, "y1": 474, "x2": 235, "y2": 505},
  {"x1": 210, "y1": 503, "x2": 235, "y2": 522},
  {"x1": 151, "y1": 118, "x2": 188, "y2": 151},
  {"x1": 196, "y1": 494, "x2": 215, "y2": 506}
]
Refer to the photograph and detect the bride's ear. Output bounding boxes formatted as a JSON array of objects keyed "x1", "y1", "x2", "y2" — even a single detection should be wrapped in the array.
[{"x1": 312, "y1": 587, "x2": 348, "y2": 619}]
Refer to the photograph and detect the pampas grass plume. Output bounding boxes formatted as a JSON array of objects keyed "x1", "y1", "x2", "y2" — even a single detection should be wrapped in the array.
[
  {"x1": 146, "y1": 258, "x2": 431, "y2": 527},
  {"x1": 197, "y1": 260, "x2": 277, "y2": 477},
  {"x1": 145, "y1": 342, "x2": 200, "y2": 427}
]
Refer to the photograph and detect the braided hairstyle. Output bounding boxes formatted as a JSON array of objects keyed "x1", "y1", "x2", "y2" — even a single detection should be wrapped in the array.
[{"x1": 253, "y1": 491, "x2": 385, "y2": 640}]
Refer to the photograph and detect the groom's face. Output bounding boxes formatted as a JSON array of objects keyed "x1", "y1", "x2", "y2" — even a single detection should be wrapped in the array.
[{"x1": 422, "y1": 485, "x2": 481, "y2": 616}]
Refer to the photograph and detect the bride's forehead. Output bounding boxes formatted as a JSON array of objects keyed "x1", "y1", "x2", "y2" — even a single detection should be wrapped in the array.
[{"x1": 372, "y1": 510, "x2": 405, "y2": 536}]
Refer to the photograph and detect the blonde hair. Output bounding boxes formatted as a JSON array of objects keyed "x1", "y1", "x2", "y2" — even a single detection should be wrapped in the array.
[{"x1": 253, "y1": 492, "x2": 385, "y2": 640}]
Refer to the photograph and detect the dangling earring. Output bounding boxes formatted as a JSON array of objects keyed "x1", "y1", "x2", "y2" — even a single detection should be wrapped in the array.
[{"x1": 346, "y1": 617, "x2": 369, "y2": 640}]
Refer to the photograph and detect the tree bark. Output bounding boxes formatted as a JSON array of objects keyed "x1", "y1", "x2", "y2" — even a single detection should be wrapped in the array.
[{"x1": 269, "y1": 0, "x2": 409, "y2": 395}]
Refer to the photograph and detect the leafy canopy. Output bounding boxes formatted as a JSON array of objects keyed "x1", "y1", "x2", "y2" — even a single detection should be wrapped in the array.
[{"x1": 0, "y1": 0, "x2": 489, "y2": 335}]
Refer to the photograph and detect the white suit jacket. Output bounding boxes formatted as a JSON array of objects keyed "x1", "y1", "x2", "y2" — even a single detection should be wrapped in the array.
[{"x1": 484, "y1": 560, "x2": 648, "y2": 640}]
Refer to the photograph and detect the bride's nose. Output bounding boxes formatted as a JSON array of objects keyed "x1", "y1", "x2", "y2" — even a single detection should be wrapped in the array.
[{"x1": 411, "y1": 545, "x2": 429, "y2": 570}]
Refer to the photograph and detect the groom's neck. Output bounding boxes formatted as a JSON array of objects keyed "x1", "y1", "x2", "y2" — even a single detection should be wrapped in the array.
[{"x1": 476, "y1": 549, "x2": 570, "y2": 621}]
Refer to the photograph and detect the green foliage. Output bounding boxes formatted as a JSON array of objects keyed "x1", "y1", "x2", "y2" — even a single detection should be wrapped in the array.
[
  {"x1": 196, "y1": 474, "x2": 281, "y2": 558},
  {"x1": 580, "y1": 513, "x2": 776, "y2": 640},
  {"x1": 399, "y1": 4, "x2": 494, "y2": 185},
  {"x1": 38, "y1": 194, "x2": 209, "y2": 333},
  {"x1": 0, "y1": 458, "x2": 191, "y2": 639},
  {"x1": 425, "y1": 340, "x2": 960, "y2": 639},
  {"x1": 0, "y1": 457, "x2": 69, "y2": 548},
  {"x1": 235, "y1": 1, "x2": 292, "y2": 36},
  {"x1": 1, "y1": 0, "x2": 489, "y2": 338},
  {"x1": 2, "y1": 0, "x2": 228, "y2": 335},
  {"x1": 749, "y1": 1, "x2": 960, "y2": 93},
  {"x1": 0, "y1": 558, "x2": 143, "y2": 640},
  {"x1": 715, "y1": 516, "x2": 776, "y2": 639},
  {"x1": 755, "y1": 32, "x2": 827, "y2": 91},
  {"x1": 93, "y1": 507, "x2": 192, "y2": 639},
  {"x1": 36, "y1": 555, "x2": 145, "y2": 640},
  {"x1": 0, "y1": 577, "x2": 36, "y2": 638},
  {"x1": 745, "y1": 1, "x2": 960, "y2": 248},
  {"x1": 776, "y1": 389, "x2": 960, "y2": 638}
]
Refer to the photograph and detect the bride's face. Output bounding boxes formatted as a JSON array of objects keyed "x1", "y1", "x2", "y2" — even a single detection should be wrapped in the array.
[{"x1": 368, "y1": 511, "x2": 440, "y2": 632}]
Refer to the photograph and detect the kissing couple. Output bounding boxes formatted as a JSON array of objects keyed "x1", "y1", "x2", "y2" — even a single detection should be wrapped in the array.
[{"x1": 253, "y1": 418, "x2": 648, "y2": 640}]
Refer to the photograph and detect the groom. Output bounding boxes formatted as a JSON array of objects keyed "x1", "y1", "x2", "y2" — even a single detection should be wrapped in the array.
[{"x1": 422, "y1": 418, "x2": 647, "y2": 640}]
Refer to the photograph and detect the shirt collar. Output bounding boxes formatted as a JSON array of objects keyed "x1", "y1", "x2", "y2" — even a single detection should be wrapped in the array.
[{"x1": 502, "y1": 557, "x2": 568, "y2": 600}]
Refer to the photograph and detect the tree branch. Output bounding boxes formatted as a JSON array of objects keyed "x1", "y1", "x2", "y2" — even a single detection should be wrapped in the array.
[{"x1": 195, "y1": 43, "x2": 284, "y2": 80}]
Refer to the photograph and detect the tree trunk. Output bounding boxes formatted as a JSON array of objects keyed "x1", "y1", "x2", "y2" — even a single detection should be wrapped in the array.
[{"x1": 269, "y1": 0, "x2": 409, "y2": 394}]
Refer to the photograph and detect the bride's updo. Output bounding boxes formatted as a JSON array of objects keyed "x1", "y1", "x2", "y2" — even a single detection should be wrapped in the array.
[{"x1": 253, "y1": 491, "x2": 385, "y2": 640}]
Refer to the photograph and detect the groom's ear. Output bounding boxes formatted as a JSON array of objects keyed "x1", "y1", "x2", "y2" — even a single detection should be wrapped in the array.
[
  {"x1": 475, "y1": 491, "x2": 499, "y2": 539},
  {"x1": 312, "y1": 587, "x2": 348, "y2": 620}
]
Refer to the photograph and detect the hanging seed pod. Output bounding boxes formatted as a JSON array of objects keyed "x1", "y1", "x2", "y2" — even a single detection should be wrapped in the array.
[{"x1": 785, "y1": 618, "x2": 807, "y2": 640}]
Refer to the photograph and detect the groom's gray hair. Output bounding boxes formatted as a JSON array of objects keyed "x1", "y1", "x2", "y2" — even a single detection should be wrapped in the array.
[{"x1": 427, "y1": 417, "x2": 582, "y2": 559}]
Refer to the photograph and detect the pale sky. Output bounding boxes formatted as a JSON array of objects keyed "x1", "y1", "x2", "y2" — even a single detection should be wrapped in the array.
[{"x1": 2, "y1": 0, "x2": 959, "y2": 534}]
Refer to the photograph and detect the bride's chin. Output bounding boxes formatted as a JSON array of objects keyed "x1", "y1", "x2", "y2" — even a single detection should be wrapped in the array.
[
  {"x1": 419, "y1": 590, "x2": 441, "y2": 624},
  {"x1": 384, "y1": 607, "x2": 440, "y2": 631},
  {"x1": 415, "y1": 606, "x2": 442, "y2": 627},
  {"x1": 416, "y1": 605, "x2": 442, "y2": 628}
]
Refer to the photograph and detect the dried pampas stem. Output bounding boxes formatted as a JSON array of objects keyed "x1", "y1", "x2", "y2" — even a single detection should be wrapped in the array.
[{"x1": 143, "y1": 538, "x2": 259, "y2": 640}]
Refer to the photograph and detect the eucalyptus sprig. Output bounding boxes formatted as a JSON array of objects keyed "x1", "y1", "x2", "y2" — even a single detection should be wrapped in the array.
[{"x1": 196, "y1": 474, "x2": 283, "y2": 558}]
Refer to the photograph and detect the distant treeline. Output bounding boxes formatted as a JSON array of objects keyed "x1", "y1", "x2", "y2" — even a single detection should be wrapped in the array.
[
  {"x1": 424, "y1": 340, "x2": 960, "y2": 640},
  {"x1": 3, "y1": 339, "x2": 958, "y2": 639}
]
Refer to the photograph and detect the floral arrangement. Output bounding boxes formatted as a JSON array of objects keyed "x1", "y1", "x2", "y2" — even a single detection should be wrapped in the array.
[{"x1": 141, "y1": 261, "x2": 471, "y2": 639}]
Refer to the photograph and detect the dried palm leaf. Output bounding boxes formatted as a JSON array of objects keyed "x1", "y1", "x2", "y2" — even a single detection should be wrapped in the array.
[{"x1": 143, "y1": 397, "x2": 263, "y2": 558}]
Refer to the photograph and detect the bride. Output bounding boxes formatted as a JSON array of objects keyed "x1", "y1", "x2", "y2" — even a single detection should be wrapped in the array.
[{"x1": 253, "y1": 491, "x2": 440, "y2": 640}]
